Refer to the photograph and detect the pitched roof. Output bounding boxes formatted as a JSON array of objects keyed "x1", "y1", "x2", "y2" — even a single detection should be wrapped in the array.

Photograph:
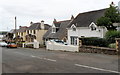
[
  {"x1": 27, "y1": 23, "x2": 51, "y2": 30},
  {"x1": 43, "y1": 20, "x2": 71, "y2": 40},
  {"x1": 9, "y1": 29, "x2": 18, "y2": 33},
  {"x1": 17, "y1": 26, "x2": 28, "y2": 32},
  {"x1": 68, "y1": 8, "x2": 106, "y2": 28}
]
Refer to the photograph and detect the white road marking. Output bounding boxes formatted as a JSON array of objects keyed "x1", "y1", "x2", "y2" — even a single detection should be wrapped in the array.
[
  {"x1": 75, "y1": 64, "x2": 120, "y2": 73},
  {"x1": 30, "y1": 55, "x2": 56, "y2": 62},
  {"x1": 31, "y1": 55, "x2": 36, "y2": 58},
  {"x1": 44, "y1": 58, "x2": 56, "y2": 62}
]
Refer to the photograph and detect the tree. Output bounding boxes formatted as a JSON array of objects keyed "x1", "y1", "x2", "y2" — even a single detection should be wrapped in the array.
[
  {"x1": 97, "y1": 17, "x2": 115, "y2": 30},
  {"x1": 105, "y1": 5, "x2": 120, "y2": 23},
  {"x1": 97, "y1": 3, "x2": 120, "y2": 30}
]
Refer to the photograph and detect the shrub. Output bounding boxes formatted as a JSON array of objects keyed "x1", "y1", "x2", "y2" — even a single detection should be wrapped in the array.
[
  {"x1": 105, "y1": 30, "x2": 120, "y2": 43},
  {"x1": 108, "y1": 43, "x2": 116, "y2": 49},
  {"x1": 79, "y1": 37, "x2": 108, "y2": 47}
]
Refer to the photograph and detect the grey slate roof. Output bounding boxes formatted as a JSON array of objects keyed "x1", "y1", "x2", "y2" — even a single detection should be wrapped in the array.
[
  {"x1": 68, "y1": 8, "x2": 106, "y2": 28},
  {"x1": 27, "y1": 23, "x2": 51, "y2": 30},
  {"x1": 43, "y1": 20, "x2": 71, "y2": 40},
  {"x1": 9, "y1": 29, "x2": 18, "y2": 33},
  {"x1": 17, "y1": 26, "x2": 28, "y2": 32}
]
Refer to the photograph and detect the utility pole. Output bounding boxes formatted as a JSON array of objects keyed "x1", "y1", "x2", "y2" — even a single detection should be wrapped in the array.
[{"x1": 15, "y1": 16, "x2": 17, "y2": 41}]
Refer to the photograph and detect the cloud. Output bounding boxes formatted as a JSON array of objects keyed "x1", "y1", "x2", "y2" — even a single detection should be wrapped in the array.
[{"x1": 0, "y1": 0, "x2": 120, "y2": 31}]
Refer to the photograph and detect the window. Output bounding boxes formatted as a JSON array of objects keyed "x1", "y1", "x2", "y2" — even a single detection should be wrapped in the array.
[
  {"x1": 30, "y1": 30, "x2": 32, "y2": 33},
  {"x1": 52, "y1": 28, "x2": 56, "y2": 33},
  {"x1": 27, "y1": 30, "x2": 29, "y2": 34},
  {"x1": 73, "y1": 27, "x2": 76, "y2": 31},
  {"x1": 34, "y1": 30, "x2": 36, "y2": 34},
  {"x1": 89, "y1": 23, "x2": 97, "y2": 31},
  {"x1": 70, "y1": 36, "x2": 78, "y2": 45},
  {"x1": 21, "y1": 32, "x2": 23, "y2": 36},
  {"x1": 91, "y1": 25, "x2": 96, "y2": 31},
  {"x1": 71, "y1": 24, "x2": 76, "y2": 31}
]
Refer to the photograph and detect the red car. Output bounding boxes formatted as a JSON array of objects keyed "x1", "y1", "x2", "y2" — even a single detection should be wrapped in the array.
[{"x1": 7, "y1": 43, "x2": 17, "y2": 48}]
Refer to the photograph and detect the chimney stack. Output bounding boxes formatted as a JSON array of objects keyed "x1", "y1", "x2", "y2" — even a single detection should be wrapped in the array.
[
  {"x1": 41, "y1": 20, "x2": 44, "y2": 30},
  {"x1": 30, "y1": 21, "x2": 33, "y2": 26},
  {"x1": 110, "y1": 2, "x2": 115, "y2": 7},
  {"x1": 71, "y1": 15, "x2": 74, "y2": 20},
  {"x1": 19, "y1": 26, "x2": 22, "y2": 29}
]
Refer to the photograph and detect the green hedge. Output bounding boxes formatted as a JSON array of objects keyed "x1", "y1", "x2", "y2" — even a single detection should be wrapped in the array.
[{"x1": 79, "y1": 37, "x2": 108, "y2": 47}]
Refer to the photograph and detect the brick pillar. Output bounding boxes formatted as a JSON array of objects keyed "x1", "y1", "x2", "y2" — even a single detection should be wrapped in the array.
[{"x1": 116, "y1": 38, "x2": 120, "y2": 54}]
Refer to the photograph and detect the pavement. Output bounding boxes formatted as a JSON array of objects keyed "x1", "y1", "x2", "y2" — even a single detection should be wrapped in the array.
[{"x1": 1, "y1": 47, "x2": 120, "y2": 73}]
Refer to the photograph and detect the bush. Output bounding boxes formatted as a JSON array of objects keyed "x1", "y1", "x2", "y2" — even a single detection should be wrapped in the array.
[
  {"x1": 108, "y1": 43, "x2": 116, "y2": 48},
  {"x1": 79, "y1": 37, "x2": 108, "y2": 47},
  {"x1": 105, "y1": 30, "x2": 120, "y2": 43}
]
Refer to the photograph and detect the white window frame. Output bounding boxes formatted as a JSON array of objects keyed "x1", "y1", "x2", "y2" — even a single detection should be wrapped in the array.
[
  {"x1": 70, "y1": 36, "x2": 78, "y2": 45},
  {"x1": 89, "y1": 22, "x2": 97, "y2": 31},
  {"x1": 52, "y1": 27, "x2": 56, "y2": 33}
]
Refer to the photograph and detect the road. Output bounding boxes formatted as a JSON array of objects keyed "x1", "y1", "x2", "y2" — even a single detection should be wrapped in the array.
[{"x1": 2, "y1": 47, "x2": 119, "y2": 73}]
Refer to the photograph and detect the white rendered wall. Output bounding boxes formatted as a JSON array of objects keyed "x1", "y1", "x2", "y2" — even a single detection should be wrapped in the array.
[
  {"x1": 46, "y1": 41, "x2": 79, "y2": 52},
  {"x1": 68, "y1": 27, "x2": 107, "y2": 45}
]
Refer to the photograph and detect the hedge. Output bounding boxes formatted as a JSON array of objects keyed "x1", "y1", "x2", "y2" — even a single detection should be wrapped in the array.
[{"x1": 79, "y1": 37, "x2": 108, "y2": 47}]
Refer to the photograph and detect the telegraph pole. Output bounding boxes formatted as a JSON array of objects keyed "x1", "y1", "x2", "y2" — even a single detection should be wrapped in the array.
[{"x1": 15, "y1": 16, "x2": 17, "y2": 41}]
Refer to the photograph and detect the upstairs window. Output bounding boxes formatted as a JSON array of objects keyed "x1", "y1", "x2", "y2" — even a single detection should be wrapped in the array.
[
  {"x1": 91, "y1": 24, "x2": 96, "y2": 31},
  {"x1": 52, "y1": 28, "x2": 56, "y2": 33},
  {"x1": 71, "y1": 24, "x2": 76, "y2": 31},
  {"x1": 21, "y1": 32, "x2": 23, "y2": 36},
  {"x1": 89, "y1": 22, "x2": 97, "y2": 31},
  {"x1": 27, "y1": 30, "x2": 29, "y2": 34},
  {"x1": 73, "y1": 27, "x2": 76, "y2": 31}
]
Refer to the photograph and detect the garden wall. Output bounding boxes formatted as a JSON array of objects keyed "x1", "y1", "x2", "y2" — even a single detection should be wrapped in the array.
[{"x1": 79, "y1": 45, "x2": 117, "y2": 55}]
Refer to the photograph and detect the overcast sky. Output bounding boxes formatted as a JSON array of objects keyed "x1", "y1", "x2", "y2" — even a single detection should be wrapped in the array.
[{"x1": 0, "y1": 0, "x2": 120, "y2": 31}]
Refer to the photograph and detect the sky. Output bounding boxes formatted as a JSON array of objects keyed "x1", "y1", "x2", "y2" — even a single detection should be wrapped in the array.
[{"x1": 0, "y1": 0, "x2": 120, "y2": 31}]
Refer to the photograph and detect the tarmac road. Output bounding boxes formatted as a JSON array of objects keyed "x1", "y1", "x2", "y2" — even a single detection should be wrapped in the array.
[{"x1": 2, "y1": 47, "x2": 119, "y2": 73}]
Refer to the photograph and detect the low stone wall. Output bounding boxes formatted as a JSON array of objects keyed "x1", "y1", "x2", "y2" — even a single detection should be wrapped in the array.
[{"x1": 79, "y1": 45, "x2": 117, "y2": 55}]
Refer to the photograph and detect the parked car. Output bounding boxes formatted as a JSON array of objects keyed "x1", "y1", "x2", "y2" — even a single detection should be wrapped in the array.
[
  {"x1": 54, "y1": 40, "x2": 68, "y2": 45},
  {"x1": 54, "y1": 40, "x2": 64, "y2": 44},
  {"x1": 7, "y1": 43, "x2": 17, "y2": 48},
  {"x1": 0, "y1": 42, "x2": 8, "y2": 47}
]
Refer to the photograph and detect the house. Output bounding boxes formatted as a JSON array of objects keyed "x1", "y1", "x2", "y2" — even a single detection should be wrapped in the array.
[
  {"x1": 3, "y1": 29, "x2": 17, "y2": 42},
  {"x1": 25, "y1": 20, "x2": 51, "y2": 45},
  {"x1": 0, "y1": 31, "x2": 7, "y2": 41},
  {"x1": 67, "y1": 9, "x2": 108, "y2": 46},
  {"x1": 43, "y1": 16, "x2": 74, "y2": 45},
  {"x1": 16, "y1": 26, "x2": 28, "y2": 42}
]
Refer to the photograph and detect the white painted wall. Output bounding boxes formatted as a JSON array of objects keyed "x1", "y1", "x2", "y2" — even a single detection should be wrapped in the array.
[
  {"x1": 67, "y1": 27, "x2": 107, "y2": 45},
  {"x1": 46, "y1": 41, "x2": 79, "y2": 52}
]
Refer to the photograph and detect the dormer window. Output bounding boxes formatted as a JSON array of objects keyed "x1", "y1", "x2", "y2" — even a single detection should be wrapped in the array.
[
  {"x1": 52, "y1": 28, "x2": 56, "y2": 33},
  {"x1": 73, "y1": 27, "x2": 76, "y2": 31},
  {"x1": 91, "y1": 24, "x2": 96, "y2": 31},
  {"x1": 89, "y1": 22, "x2": 97, "y2": 31},
  {"x1": 71, "y1": 24, "x2": 76, "y2": 31}
]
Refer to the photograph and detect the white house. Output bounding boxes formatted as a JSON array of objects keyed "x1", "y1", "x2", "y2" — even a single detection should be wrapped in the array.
[{"x1": 67, "y1": 9, "x2": 108, "y2": 46}]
